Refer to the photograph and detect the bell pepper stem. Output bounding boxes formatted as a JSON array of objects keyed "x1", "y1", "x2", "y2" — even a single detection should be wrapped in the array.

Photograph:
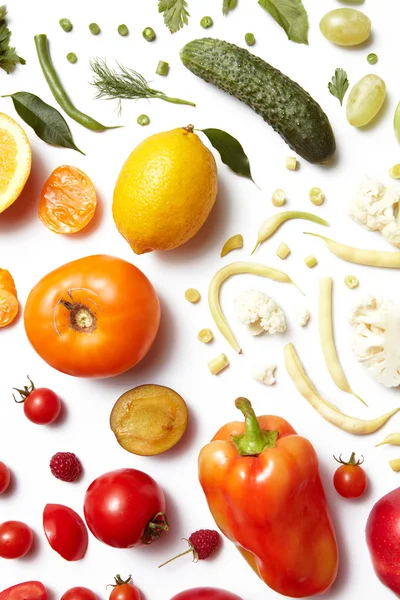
[{"x1": 231, "y1": 397, "x2": 278, "y2": 456}]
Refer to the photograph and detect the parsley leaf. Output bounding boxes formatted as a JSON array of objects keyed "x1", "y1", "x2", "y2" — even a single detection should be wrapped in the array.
[
  {"x1": 223, "y1": 0, "x2": 239, "y2": 15},
  {"x1": 0, "y1": 5, "x2": 25, "y2": 74},
  {"x1": 328, "y1": 68, "x2": 349, "y2": 106},
  {"x1": 158, "y1": 0, "x2": 190, "y2": 33}
]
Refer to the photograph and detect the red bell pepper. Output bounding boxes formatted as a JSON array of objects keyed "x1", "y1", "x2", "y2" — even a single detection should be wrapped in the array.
[
  {"x1": 198, "y1": 398, "x2": 338, "y2": 598},
  {"x1": 0, "y1": 582, "x2": 47, "y2": 600}
]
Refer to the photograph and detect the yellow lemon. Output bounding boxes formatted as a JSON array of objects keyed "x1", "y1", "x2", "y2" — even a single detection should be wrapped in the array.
[
  {"x1": 113, "y1": 126, "x2": 218, "y2": 254},
  {"x1": 0, "y1": 112, "x2": 32, "y2": 214}
]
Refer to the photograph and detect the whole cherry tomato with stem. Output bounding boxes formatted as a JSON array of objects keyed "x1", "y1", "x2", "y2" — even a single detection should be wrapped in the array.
[
  {"x1": 24, "y1": 255, "x2": 160, "y2": 378},
  {"x1": 61, "y1": 588, "x2": 97, "y2": 600},
  {"x1": 84, "y1": 469, "x2": 168, "y2": 548},
  {"x1": 170, "y1": 590, "x2": 243, "y2": 600},
  {"x1": 0, "y1": 520, "x2": 33, "y2": 559},
  {"x1": 108, "y1": 575, "x2": 141, "y2": 600},
  {"x1": 333, "y1": 452, "x2": 367, "y2": 499},
  {"x1": 0, "y1": 461, "x2": 11, "y2": 494},
  {"x1": 13, "y1": 376, "x2": 61, "y2": 425}
]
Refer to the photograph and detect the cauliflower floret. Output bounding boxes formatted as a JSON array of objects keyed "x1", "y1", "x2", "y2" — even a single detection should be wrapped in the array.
[
  {"x1": 349, "y1": 178, "x2": 400, "y2": 248},
  {"x1": 349, "y1": 294, "x2": 400, "y2": 387},
  {"x1": 252, "y1": 363, "x2": 277, "y2": 385},
  {"x1": 296, "y1": 305, "x2": 310, "y2": 327},
  {"x1": 234, "y1": 290, "x2": 286, "y2": 336}
]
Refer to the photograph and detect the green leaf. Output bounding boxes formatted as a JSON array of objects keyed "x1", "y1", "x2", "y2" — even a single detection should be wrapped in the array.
[
  {"x1": 0, "y1": 6, "x2": 25, "y2": 73},
  {"x1": 223, "y1": 0, "x2": 239, "y2": 15},
  {"x1": 328, "y1": 68, "x2": 349, "y2": 106},
  {"x1": 158, "y1": 0, "x2": 190, "y2": 33},
  {"x1": 200, "y1": 128, "x2": 256, "y2": 184},
  {"x1": 3, "y1": 92, "x2": 84, "y2": 154},
  {"x1": 258, "y1": 0, "x2": 309, "y2": 45}
]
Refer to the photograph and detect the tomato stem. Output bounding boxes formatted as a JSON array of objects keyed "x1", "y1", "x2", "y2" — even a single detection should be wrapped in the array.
[
  {"x1": 142, "y1": 512, "x2": 169, "y2": 545},
  {"x1": 334, "y1": 452, "x2": 364, "y2": 467},
  {"x1": 12, "y1": 376, "x2": 35, "y2": 403},
  {"x1": 231, "y1": 397, "x2": 278, "y2": 457},
  {"x1": 59, "y1": 300, "x2": 97, "y2": 334},
  {"x1": 107, "y1": 574, "x2": 132, "y2": 588}
]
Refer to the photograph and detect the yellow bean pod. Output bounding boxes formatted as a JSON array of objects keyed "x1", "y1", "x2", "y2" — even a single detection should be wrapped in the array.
[
  {"x1": 220, "y1": 234, "x2": 243, "y2": 258},
  {"x1": 319, "y1": 277, "x2": 365, "y2": 405},
  {"x1": 252, "y1": 212, "x2": 329, "y2": 255},
  {"x1": 305, "y1": 233, "x2": 400, "y2": 268},
  {"x1": 209, "y1": 262, "x2": 303, "y2": 354},
  {"x1": 284, "y1": 342, "x2": 400, "y2": 435},
  {"x1": 376, "y1": 433, "x2": 400, "y2": 447}
]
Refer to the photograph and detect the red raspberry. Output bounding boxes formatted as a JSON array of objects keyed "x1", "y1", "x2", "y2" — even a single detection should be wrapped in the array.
[
  {"x1": 188, "y1": 529, "x2": 221, "y2": 560},
  {"x1": 50, "y1": 452, "x2": 82, "y2": 482},
  {"x1": 159, "y1": 528, "x2": 221, "y2": 568}
]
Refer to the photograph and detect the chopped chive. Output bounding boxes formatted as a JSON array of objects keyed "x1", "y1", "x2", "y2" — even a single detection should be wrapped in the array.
[
  {"x1": 137, "y1": 114, "x2": 150, "y2": 126},
  {"x1": 200, "y1": 16, "x2": 213, "y2": 29},
  {"x1": 89, "y1": 23, "x2": 101, "y2": 35},
  {"x1": 66, "y1": 52, "x2": 78, "y2": 64},
  {"x1": 118, "y1": 24, "x2": 129, "y2": 37},
  {"x1": 245, "y1": 33, "x2": 256, "y2": 46},
  {"x1": 156, "y1": 60, "x2": 169, "y2": 76},
  {"x1": 143, "y1": 27, "x2": 156, "y2": 41}
]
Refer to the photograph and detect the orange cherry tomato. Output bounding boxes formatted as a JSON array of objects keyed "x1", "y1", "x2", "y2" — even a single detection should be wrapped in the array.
[
  {"x1": 24, "y1": 255, "x2": 160, "y2": 378},
  {"x1": 0, "y1": 268, "x2": 18, "y2": 328},
  {"x1": 38, "y1": 165, "x2": 97, "y2": 234}
]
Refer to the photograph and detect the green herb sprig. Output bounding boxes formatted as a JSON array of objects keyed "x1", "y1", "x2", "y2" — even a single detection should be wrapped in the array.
[
  {"x1": 258, "y1": 0, "x2": 309, "y2": 45},
  {"x1": 223, "y1": 0, "x2": 239, "y2": 15},
  {"x1": 328, "y1": 68, "x2": 349, "y2": 106},
  {"x1": 0, "y1": 5, "x2": 25, "y2": 73},
  {"x1": 90, "y1": 58, "x2": 195, "y2": 113},
  {"x1": 158, "y1": 0, "x2": 190, "y2": 33}
]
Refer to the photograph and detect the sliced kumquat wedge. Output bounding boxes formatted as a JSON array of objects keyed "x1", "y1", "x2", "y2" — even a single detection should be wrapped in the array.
[
  {"x1": 0, "y1": 268, "x2": 18, "y2": 327},
  {"x1": 38, "y1": 165, "x2": 97, "y2": 234}
]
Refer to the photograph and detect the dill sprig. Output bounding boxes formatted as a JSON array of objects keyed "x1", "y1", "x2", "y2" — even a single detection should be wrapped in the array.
[{"x1": 90, "y1": 58, "x2": 195, "y2": 113}]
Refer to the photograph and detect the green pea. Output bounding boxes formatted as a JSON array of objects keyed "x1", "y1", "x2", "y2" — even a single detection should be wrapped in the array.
[
  {"x1": 156, "y1": 60, "x2": 169, "y2": 76},
  {"x1": 59, "y1": 18, "x2": 73, "y2": 33},
  {"x1": 118, "y1": 24, "x2": 129, "y2": 37},
  {"x1": 367, "y1": 52, "x2": 378, "y2": 65},
  {"x1": 66, "y1": 52, "x2": 78, "y2": 64},
  {"x1": 200, "y1": 16, "x2": 213, "y2": 29},
  {"x1": 245, "y1": 33, "x2": 256, "y2": 46},
  {"x1": 137, "y1": 114, "x2": 150, "y2": 126},
  {"x1": 142, "y1": 27, "x2": 156, "y2": 42},
  {"x1": 89, "y1": 23, "x2": 101, "y2": 35}
]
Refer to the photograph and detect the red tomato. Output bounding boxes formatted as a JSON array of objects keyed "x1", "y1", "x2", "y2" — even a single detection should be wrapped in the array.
[
  {"x1": 84, "y1": 469, "x2": 167, "y2": 548},
  {"x1": 61, "y1": 588, "x2": 97, "y2": 600},
  {"x1": 109, "y1": 576, "x2": 141, "y2": 600},
  {"x1": 333, "y1": 453, "x2": 367, "y2": 499},
  {"x1": 0, "y1": 581, "x2": 47, "y2": 600},
  {"x1": 170, "y1": 590, "x2": 243, "y2": 600},
  {"x1": 13, "y1": 376, "x2": 61, "y2": 425},
  {"x1": 43, "y1": 504, "x2": 88, "y2": 561},
  {"x1": 0, "y1": 521, "x2": 33, "y2": 559},
  {"x1": 24, "y1": 255, "x2": 160, "y2": 378},
  {"x1": 0, "y1": 461, "x2": 10, "y2": 494}
]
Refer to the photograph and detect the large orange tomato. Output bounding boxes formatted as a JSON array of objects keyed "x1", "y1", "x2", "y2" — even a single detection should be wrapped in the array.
[{"x1": 24, "y1": 255, "x2": 160, "y2": 378}]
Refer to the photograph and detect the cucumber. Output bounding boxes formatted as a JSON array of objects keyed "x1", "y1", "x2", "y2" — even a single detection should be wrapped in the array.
[{"x1": 180, "y1": 38, "x2": 336, "y2": 164}]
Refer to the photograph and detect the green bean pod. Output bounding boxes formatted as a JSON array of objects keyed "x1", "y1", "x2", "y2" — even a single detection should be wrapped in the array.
[{"x1": 34, "y1": 34, "x2": 117, "y2": 132}]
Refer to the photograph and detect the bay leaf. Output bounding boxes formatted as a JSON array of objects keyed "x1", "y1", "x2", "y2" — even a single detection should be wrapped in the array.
[
  {"x1": 223, "y1": 0, "x2": 238, "y2": 15},
  {"x1": 3, "y1": 92, "x2": 84, "y2": 154},
  {"x1": 258, "y1": 0, "x2": 309, "y2": 45},
  {"x1": 200, "y1": 128, "x2": 256, "y2": 185}
]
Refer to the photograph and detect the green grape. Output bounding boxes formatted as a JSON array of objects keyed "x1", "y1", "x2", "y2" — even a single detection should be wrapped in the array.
[
  {"x1": 320, "y1": 9, "x2": 371, "y2": 46},
  {"x1": 346, "y1": 74, "x2": 386, "y2": 127}
]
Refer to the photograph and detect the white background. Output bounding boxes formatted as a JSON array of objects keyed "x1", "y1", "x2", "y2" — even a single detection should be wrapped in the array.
[{"x1": 1, "y1": 1, "x2": 400, "y2": 598}]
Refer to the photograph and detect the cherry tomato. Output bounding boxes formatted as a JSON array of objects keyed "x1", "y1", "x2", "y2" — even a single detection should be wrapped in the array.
[
  {"x1": 333, "y1": 453, "x2": 367, "y2": 499},
  {"x1": 0, "y1": 581, "x2": 47, "y2": 600},
  {"x1": 61, "y1": 588, "x2": 97, "y2": 600},
  {"x1": 170, "y1": 590, "x2": 243, "y2": 600},
  {"x1": 0, "y1": 520, "x2": 33, "y2": 559},
  {"x1": 43, "y1": 504, "x2": 88, "y2": 561},
  {"x1": 39, "y1": 165, "x2": 97, "y2": 234},
  {"x1": 13, "y1": 376, "x2": 61, "y2": 425},
  {"x1": 0, "y1": 461, "x2": 11, "y2": 494},
  {"x1": 84, "y1": 469, "x2": 167, "y2": 548},
  {"x1": 109, "y1": 576, "x2": 141, "y2": 600},
  {"x1": 24, "y1": 255, "x2": 160, "y2": 378}
]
